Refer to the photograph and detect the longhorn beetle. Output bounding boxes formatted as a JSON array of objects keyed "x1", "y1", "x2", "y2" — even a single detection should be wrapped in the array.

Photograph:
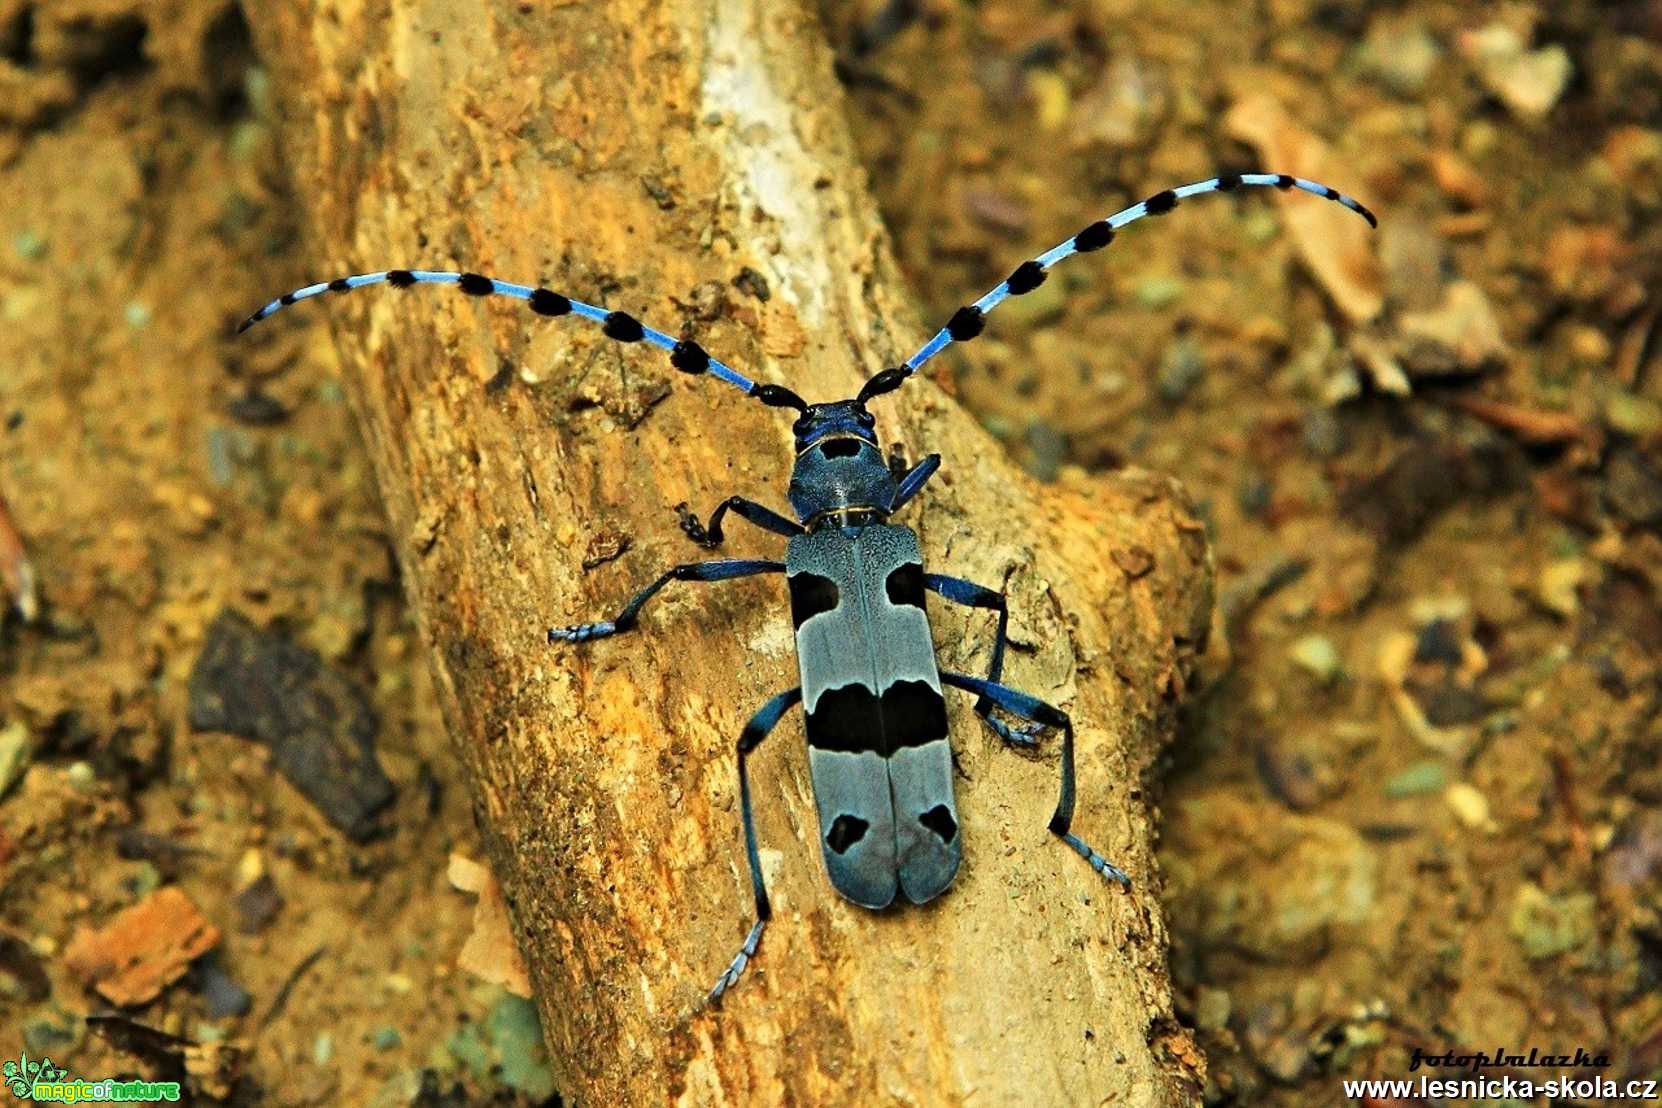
[{"x1": 242, "y1": 173, "x2": 1375, "y2": 1002}]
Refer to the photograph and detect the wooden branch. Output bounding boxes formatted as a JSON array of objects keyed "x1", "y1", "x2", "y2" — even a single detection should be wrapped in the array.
[{"x1": 248, "y1": 1, "x2": 1212, "y2": 1103}]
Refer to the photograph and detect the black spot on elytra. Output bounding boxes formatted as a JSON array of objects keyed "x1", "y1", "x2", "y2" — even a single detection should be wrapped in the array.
[
  {"x1": 387, "y1": 270, "x2": 417, "y2": 288},
  {"x1": 1144, "y1": 189, "x2": 1179, "y2": 215},
  {"x1": 529, "y1": 289, "x2": 570, "y2": 316},
  {"x1": 807, "y1": 679, "x2": 948, "y2": 754},
  {"x1": 946, "y1": 305, "x2": 984, "y2": 341},
  {"x1": 603, "y1": 311, "x2": 644, "y2": 342},
  {"x1": 880, "y1": 680, "x2": 948, "y2": 749},
  {"x1": 1073, "y1": 221, "x2": 1115, "y2": 252},
  {"x1": 819, "y1": 439, "x2": 862, "y2": 459},
  {"x1": 806, "y1": 684, "x2": 879, "y2": 753},
  {"x1": 919, "y1": 804, "x2": 958, "y2": 843},
  {"x1": 670, "y1": 339, "x2": 708, "y2": 374},
  {"x1": 885, "y1": 563, "x2": 925, "y2": 609},
  {"x1": 826, "y1": 814, "x2": 870, "y2": 854},
  {"x1": 789, "y1": 571, "x2": 840, "y2": 628},
  {"x1": 1005, "y1": 260, "x2": 1047, "y2": 295},
  {"x1": 458, "y1": 273, "x2": 494, "y2": 295}
]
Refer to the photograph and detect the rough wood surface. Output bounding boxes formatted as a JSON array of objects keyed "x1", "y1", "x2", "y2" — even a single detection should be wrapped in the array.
[{"x1": 248, "y1": 1, "x2": 1213, "y2": 1103}]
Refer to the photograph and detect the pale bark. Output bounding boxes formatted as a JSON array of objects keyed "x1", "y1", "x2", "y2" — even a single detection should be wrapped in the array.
[{"x1": 250, "y1": 2, "x2": 1212, "y2": 1103}]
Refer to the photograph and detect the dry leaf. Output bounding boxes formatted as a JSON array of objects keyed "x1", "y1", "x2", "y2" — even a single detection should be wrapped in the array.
[
  {"x1": 1224, "y1": 95, "x2": 1383, "y2": 323},
  {"x1": 450, "y1": 853, "x2": 532, "y2": 998}
]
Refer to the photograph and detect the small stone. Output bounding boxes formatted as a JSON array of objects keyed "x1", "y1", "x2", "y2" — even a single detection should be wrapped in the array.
[
  {"x1": 1460, "y1": 24, "x2": 1572, "y2": 120},
  {"x1": 1024, "y1": 421, "x2": 1068, "y2": 482},
  {"x1": 1070, "y1": 55, "x2": 1167, "y2": 149},
  {"x1": 12, "y1": 230, "x2": 48, "y2": 260},
  {"x1": 1604, "y1": 393, "x2": 1662, "y2": 437},
  {"x1": 1508, "y1": 881, "x2": 1595, "y2": 960},
  {"x1": 1384, "y1": 759, "x2": 1446, "y2": 798},
  {"x1": 313, "y1": 1031, "x2": 335, "y2": 1065},
  {"x1": 373, "y1": 1026, "x2": 403, "y2": 1051},
  {"x1": 1195, "y1": 987, "x2": 1232, "y2": 1033},
  {"x1": 124, "y1": 301, "x2": 152, "y2": 328},
  {"x1": 1156, "y1": 336, "x2": 1204, "y2": 402},
  {"x1": 188, "y1": 610, "x2": 395, "y2": 840},
  {"x1": 1026, "y1": 69, "x2": 1071, "y2": 132},
  {"x1": 487, "y1": 994, "x2": 557, "y2": 1100},
  {"x1": 1396, "y1": 281, "x2": 1509, "y2": 376},
  {"x1": 1413, "y1": 680, "x2": 1488, "y2": 727},
  {"x1": 1603, "y1": 446, "x2": 1662, "y2": 527},
  {"x1": 1290, "y1": 635, "x2": 1342, "y2": 684},
  {"x1": 235, "y1": 848, "x2": 264, "y2": 890},
  {"x1": 23, "y1": 1014, "x2": 78, "y2": 1057},
  {"x1": 1354, "y1": 15, "x2": 1441, "y2": 95},
  {"x1": 1302, "y1": 410, "x2": 1347, "y2": 458},
  {"x1": 1444, "y1": 783, "x2": 1491, "y2": 830},
  {"x1": 66, "y1": 761, "x2": 96, "y2": 791},
  {"x1": 226, "y1": 388, "x2": 290, "y2": 427},
  {"x1": 0, "y1": 720, "x2": 32, "y2": 799},
  {"x1": 368, "y1": 1070, "x2": 424, "y2": 1108},
  {"x1": 1537, "y1": 558, "x2": 1587, "y2": 617},
  {"x1": 1258, "y1": 1035, "x2": 1311, "y2": 1085},
  {"x1": 1135, "y1": 276, "x2": 1185, "y2": 310},
  {"x1": 195, "y1": 957, "x2": 252, "y2": 1018},
  {"x1": 234, "y1": 873, "x2": 283, "y2": 934}
]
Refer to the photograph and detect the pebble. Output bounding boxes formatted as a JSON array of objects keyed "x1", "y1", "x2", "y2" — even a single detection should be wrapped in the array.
[
  {"x1": 12, "y1": 231, "x2": 48, "y2": 260},
  {"x1": 373, "y1": 1026, "x2": 403, "y2": 1051},
  {"x1": 1157, "y1": 336, "x2": 1204, "y2": 402},
  {"x1": 1384, "y1": 759, "x2": 1446, "y2": 798},
  {"x1": 1444, "y1": 782, "x2": 1492, "y2": 830},
  {"x1": 1604, "y1": 393, "x2": 1662, "y2": 437},
  {"x1": 1460, "y1": 24, "x2": 1572, "y2": 120},
  {"x1": 1302, "y1": 409, "x2": 1348, "y2": 458},
  {"x1": 1508, "y1": 882, "x2": 1595, "y2": 960},
  {"x1": 195, "y1": 957, "x2": 252, "y2": 1018},
  {"x1": 0, "y1": 720, "x2": 31, "y2": 799},
  {"x1": 1195, "y1": 987, "x2": 1233, "y2": 1033},
  {"x1": 1536, "y1": 558, "x2": 1587, "y2": 617},
  {"x1": 1026, "y1": 70, "x2": 1071, "y2": 132},
  {"x1": 1396, "y1": 281, "x2": 1509, "y2": 376},
  {"x1": 1355, "y1": 16, "x2": 1441, "y2": 96},
  {"x1": 489, "y1": 995, "x2": 556, "y2": 1099},
  {"x1": 1024, "y1": 421, "x2": 1067, "y2": 482},
  {"x1": 1289, "y1": 634, "x2": 1343, "y2": 684},
  {"x1": 66, "y1": 761, "x2": 96, "y2": 791},
  {"x1": 1602, "y1": 446, "x2": 1662, "y2": 527},
  {"x1": 188, "y1": 610, "x2": 395, "y2": 840},
  {"x1": 312, "y1": 1031, "x2": 335, "y2": 1065},
  {"x1": 1136, "y1": 276, "x2": 1186, "y2": 310}
]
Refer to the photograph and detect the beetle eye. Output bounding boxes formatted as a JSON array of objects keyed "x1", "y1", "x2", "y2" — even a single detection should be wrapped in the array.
[{"x1": 858, "y1": 412, "x2": 875, "y2": 427}]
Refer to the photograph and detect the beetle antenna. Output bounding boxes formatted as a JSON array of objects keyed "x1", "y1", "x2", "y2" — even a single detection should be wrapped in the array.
[
  {"x1": 238, "y1": 268, "x2": 790, "y2": 407},
  {"x1": 863, "y1": 171, "x2": 1376, "y2": 395}
]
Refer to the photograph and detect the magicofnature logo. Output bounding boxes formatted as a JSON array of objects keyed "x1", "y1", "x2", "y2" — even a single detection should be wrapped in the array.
[{"x1": 4, "y1": 1053, "x2": 181, "y2": 1103}]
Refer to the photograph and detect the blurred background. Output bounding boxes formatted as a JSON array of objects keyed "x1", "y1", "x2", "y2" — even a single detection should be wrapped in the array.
[{"x1": 1, "y1": 0, "x2": 1658, "y2": 1103}]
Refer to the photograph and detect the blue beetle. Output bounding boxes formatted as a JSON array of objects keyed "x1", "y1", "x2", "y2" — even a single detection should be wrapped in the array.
[{"x1": 241, "y1": 172, "x2": 1375, "y2": 1001}]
